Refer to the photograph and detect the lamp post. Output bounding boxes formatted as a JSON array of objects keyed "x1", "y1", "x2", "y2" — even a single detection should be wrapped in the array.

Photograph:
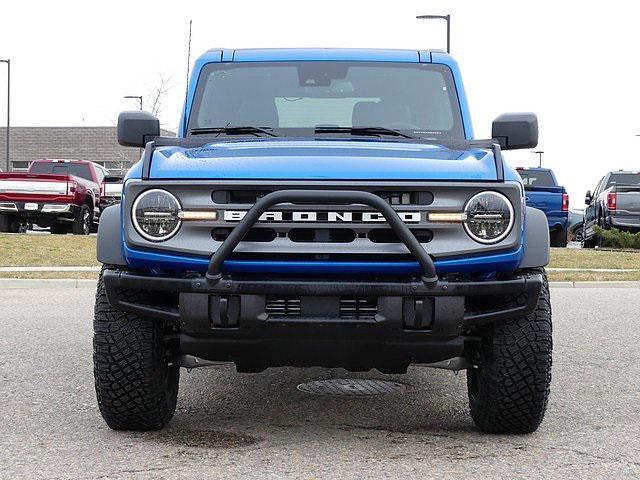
[
  {"x1": 124, "y1": 95, "x2": 143, "y2": 111},
  {"x1": 533, "y1": 150, "x2": 544, "y2": 168},
  {"x1": 416, "y1": 14, "x2": 451, "y2": 53},
  {"x1": 1, "y1": 59, "x2": 10, "y2": 172}
]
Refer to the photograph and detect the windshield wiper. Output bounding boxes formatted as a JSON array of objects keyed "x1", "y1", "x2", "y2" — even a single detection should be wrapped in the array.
[
  {"x1": 314, "y1": 126, "x2": 415, "y2": 139},
  {"x1": 190, "y1": 126, "x2": 278, "y2": 137}
]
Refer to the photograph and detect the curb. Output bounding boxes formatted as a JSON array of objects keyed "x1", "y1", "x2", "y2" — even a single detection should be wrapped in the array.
[
  {"x1": 547, "y1": 268, "x2": 640, "y2": 272},
  {"x1": 549, "y1": 281, "x2": 640, "y2": 289},
  {"x1": 0, "y1": 278, "x2": 97, "y2": 289},
  {"x1": 0, "y1": 266, "x2": 101, "y2": 272},
  {"x1": 2, "y1": 278, "x2": 640, "y2": 289}
]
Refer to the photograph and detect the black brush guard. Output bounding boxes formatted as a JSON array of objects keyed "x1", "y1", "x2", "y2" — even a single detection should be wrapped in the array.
[{"x1": 205, "y1": 190, "x2": 438, "y2": 285}]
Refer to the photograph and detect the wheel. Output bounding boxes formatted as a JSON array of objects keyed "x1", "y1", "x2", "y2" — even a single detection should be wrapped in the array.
[
  {"x1": 467, "y1": 268, "x2": 552, "y2": 434},
  {"x1": 550, "y1": 228, "x2": 567, "y2": 248},
  {"x1": 581, "y1": 224, "x2": 596, "y2": 248},
  {"x1": 93, "y1": 270, "x2": 180, "y2": 430},
  {"x1": 571, "y1": 225, "x2": 583, "y2": 243},
  {"x1": 72, "y1": 205, "x2": 91, "y2": 235},
  {"x1": 0, "y1": 214, "x2": 20, "y2": 233},
  {"x1": 597, "y1": 214, "x2": 609, "y2": 230},
  {"x1": 50, "y1": 223, "x2": 68, "y2": 235}
]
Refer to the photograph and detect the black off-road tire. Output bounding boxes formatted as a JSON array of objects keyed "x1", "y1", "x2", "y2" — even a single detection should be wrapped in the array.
[
  {"x1": 72, "y1": 205, "x2": 91, "y2": 235},
  {"x1": 0, "y1": 214, "x2": 19, "y2": 233},
  {"x1": 570, "y1": 224, "x2": 583, "y2": 243},
  {"x1": 93, "y1": 271, "x2": 180, "y2": 430},
  {"x1": 581, "y1": 224, "x2": 596, "y2": 248},
  {"x1": 549, "y1": 228, "x2": 567, "y2": 248},
  {"x1": 50, "y1": 223, "x2": 68, "y2": 235},
  {"x1": 0, "y1": 213, "x2": 11, "y2": 232},
  {"x1": 467, "y1": 268, "x2": 552, "y2": 434}
]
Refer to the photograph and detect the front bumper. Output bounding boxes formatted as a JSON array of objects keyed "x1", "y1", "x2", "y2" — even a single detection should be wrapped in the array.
[{"x1": 103, "y1": 269, "x2": 543, "y2": 372}]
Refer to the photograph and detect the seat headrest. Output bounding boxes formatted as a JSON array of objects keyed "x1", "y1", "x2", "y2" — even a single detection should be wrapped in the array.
[
  {"x1": 234, "y1": 98, "x2": 279, "y2": 127},
  {"x1": 352, "y1": 101, "x2": 382, "y2": 127}
]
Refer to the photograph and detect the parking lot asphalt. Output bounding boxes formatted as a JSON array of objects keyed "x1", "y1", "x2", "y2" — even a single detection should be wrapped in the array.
[{"x1": 1, "y1": 285, "x2": 639, "y2": 479}]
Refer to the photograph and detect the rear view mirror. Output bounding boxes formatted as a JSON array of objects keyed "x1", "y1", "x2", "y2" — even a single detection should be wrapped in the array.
[
  {"x1": 492, "y1": 113, "x2": 538, "y2": 150},
  {"x1": 117, "y1": 111, "x2": 160, "y2": 147},
  {"x1": 585, "y1": 190, "x2": 592, "y2": 205}
]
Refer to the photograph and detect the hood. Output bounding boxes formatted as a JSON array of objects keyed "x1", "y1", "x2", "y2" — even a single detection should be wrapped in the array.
[{"x1": 146, "y1": 139, "x2": 498, "y2": 181}]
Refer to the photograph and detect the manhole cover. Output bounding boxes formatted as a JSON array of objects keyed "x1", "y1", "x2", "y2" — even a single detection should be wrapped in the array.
[{"x1": 297, "y1": 379, "x2": 406, "y2": 396}]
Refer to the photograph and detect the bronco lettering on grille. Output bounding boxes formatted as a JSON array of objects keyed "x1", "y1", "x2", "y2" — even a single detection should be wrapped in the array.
[{"x1": 223, "y1": 210, "x2": 422, "y2": 223}]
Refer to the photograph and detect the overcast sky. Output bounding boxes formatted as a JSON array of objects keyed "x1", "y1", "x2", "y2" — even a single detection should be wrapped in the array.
[{"x1": 1, "y1": 0, "x2": 639, "y2": 205}]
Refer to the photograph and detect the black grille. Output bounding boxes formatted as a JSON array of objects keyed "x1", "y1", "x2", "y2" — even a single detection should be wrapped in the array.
[
  {"x1": 212, "y1": 227, "x2": 277, "y2": 242},
  {"x1": 265, "y1": 296, "x2": 378, "y2": 320},
  {"x1": 265, "y1": 297, "x2": 302, "y2": 317},
  {"x1": 212, "y1": 188, "x2": 433, "y2": 206},
  {"x1": 339, "y1": 297, "x2": 378, "y2": 320},
  {"x1": 374, "y1": 190, "x2": 433, "y2": 205},
  {"x1": 289, "y1": 228, "x2": 357, "y2": 243},
  {"x1": 368, "y1": 228, "x2": 433, "y2": 244}
]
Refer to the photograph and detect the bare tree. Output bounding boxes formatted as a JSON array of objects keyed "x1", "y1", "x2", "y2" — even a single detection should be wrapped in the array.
[
  {"x1": 113, "y1": 150, "x2": 134, "y2": 176},
  {"x1": 147, "y1": 75, "x2": 171, "y2": 119}
]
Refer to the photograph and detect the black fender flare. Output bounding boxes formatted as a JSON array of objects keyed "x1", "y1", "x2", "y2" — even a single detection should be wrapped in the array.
[
  {"x1": 520, "y1": 207, "x2": 550, "y2": 268},
  {"x1": 83, "y1": 189, "x2": 96, "y2": 209},
  {"x1": 97, "y1": 204, "x2": 126, "y2": 266}
]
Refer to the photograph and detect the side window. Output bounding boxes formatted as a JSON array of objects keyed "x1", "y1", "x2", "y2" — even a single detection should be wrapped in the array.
[
  {"x1": 593, "y1": 177, "x2": 604, "y2": 197},
  {"x1": 94, "y1": 167, "x2": 106, "y2": 183},
  {"x1": 66, "y1": 164, "x2": 93, "y2": 181}
]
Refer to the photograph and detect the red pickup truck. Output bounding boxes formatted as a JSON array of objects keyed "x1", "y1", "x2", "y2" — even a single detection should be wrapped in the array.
[{"x1": 0, "y1": 159, "x2": 109, "y2": 234}]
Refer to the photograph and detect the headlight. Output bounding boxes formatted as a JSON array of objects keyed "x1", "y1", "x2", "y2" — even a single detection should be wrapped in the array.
[
  {"x1": 132, "y1": 189, "x2": 181, "y2": 241},
  {"x1": 463, "y1": 191, "x2": 514, "y2": 244}
]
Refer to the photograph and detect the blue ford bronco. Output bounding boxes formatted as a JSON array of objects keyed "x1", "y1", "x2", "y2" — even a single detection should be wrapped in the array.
[{"x1": 94, "y1": 48, "x2": 552, "y2": 434}]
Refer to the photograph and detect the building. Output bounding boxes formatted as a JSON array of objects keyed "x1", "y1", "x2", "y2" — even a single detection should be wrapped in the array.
[{"x1": 0, "y1": 126, "x2": 174, "y2": 175}]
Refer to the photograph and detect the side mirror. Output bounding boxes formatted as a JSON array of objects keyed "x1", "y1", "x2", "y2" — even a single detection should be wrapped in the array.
[
  {"x1": 103, "y1": 175, "x2": 123, "y2": 184},
  {"x1": 585, "y1": 190, "x2": 592, "y2": 205},
  {"x1": 117, "y1": 111, "x2": 160, "y2": 147},
  {"x1": 491, "y1": 113, "x2": 538, "y2": 150}
]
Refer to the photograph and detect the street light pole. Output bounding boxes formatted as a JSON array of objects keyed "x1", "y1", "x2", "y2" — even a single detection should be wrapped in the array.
[
  {"x1": 533, "y1": 150, "x2": 544, "y2": 168},
  {"x1": 1, "y1": 59, "x2": 9, "y2": 172},
  {"x1": 124, "y1": 95, "x2": 143, "y2": 111},
  {"x1": 416, "y1": 14, "x2": 451, "y2": 53}
]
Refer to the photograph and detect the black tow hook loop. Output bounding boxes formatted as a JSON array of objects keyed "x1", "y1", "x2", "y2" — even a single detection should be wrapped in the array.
[
  {"x1": 205, "y1": 272, "x2": 223, "y2": 285},
  {"x1": 421, "y1": 275, "x2": 438, "y2": 286}
]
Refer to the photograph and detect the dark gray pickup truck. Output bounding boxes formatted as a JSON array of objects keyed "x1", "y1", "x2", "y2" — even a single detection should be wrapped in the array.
[{"x1": 583, "y1": 171, "x2": 640, "y2": 247}]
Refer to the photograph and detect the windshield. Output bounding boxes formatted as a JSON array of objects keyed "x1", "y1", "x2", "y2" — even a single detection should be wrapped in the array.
[
  {"x1": 517, "y1": 170, "x2": 557, "y2": 187},
  {"x1": 188, "y1": 61, "x2": 464, "y2": 140},
  {"x1": 29, "y1": 162, "x2": 92, "y2": 181},
  {"x1": 607, "y1": 173, "x2": 640, "y2": 188}
]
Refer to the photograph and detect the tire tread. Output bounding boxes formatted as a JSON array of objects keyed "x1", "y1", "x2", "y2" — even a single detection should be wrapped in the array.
[
  {"x1": 467, "y1": 268, "x2": 552, "y2": 434},
  {"x1": 93, "y1": 271, "x2": 178, "y2": 430}
]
